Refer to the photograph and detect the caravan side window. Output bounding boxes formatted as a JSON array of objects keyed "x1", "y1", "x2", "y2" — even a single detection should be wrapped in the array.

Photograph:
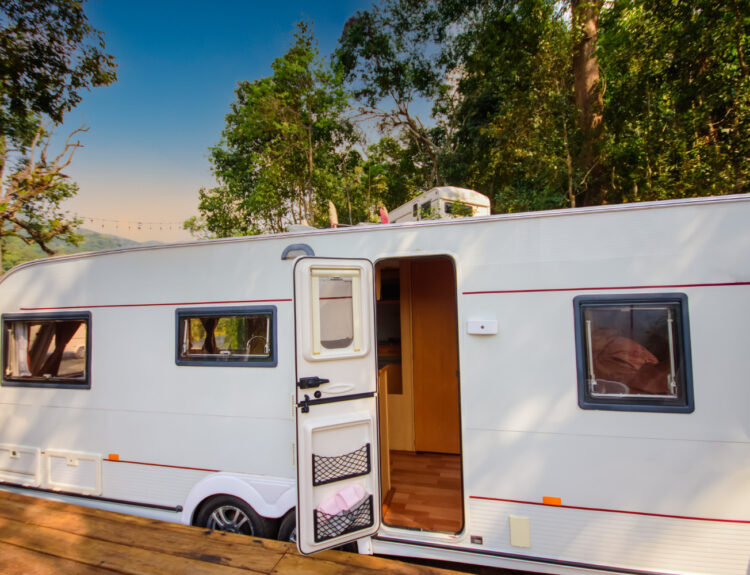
[
  {"x1": 574, "y1": 294, "x2": 693, "y2": 413},
  {"x1": 2, "y1": 312, "x2": 91, "y2": 389},
  {"x1": 176, "y1": 306, "x2": 277, "y2": 367}
]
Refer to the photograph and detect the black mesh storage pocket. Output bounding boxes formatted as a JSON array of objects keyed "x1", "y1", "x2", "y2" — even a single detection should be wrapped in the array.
[
  {"x1": 314, "y1": 494, "x2": 373, "y2": 542},
  {"x1": 312, "y1": 443, "x2": 371, "y2": 486}
]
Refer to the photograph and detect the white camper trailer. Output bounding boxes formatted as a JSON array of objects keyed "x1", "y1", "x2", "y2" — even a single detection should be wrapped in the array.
[
  {"x1": 1, "y1": 194, "x2": 749, "y2": 575},
  {"x1": 387, "y1": 186, "x2": 491, "y2": 222}
]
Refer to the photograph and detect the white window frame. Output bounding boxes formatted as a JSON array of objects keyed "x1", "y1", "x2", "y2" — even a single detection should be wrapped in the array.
[{"x1": 311, "y1": 268, "x2": 363, "y2": 357}]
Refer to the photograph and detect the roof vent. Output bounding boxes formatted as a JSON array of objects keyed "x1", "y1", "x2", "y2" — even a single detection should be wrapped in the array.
[{"x1": 281, "y1": 243, "x2": 314, "y2": 260}]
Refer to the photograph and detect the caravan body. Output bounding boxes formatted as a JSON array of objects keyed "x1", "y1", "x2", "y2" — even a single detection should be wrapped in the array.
[
  {"x1": 387, "y1": 186, "x2": 491, "y2": 222},
  {"x1": 0, "y1": 195, "x2": 749, "y2": 575}
]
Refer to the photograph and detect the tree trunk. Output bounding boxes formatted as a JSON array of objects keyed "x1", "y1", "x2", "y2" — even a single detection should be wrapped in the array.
[
  {"x1": 571, "y1": 0, "x2": 605, "y2": 206},
  {"x1": 306, "y1": 122, "x2": 314, "y2": 226},
  {"x1": 563, "y1": 117, "x2": 575, "y2": 208}
]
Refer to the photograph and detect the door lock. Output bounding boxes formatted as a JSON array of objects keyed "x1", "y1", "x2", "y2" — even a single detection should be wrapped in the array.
[
  {"x1": 299, "y1": 394, "x2": 311, "y2": 413},
  {"x1": 297, "y1": 376, "x2": 329, "y2": 389}
]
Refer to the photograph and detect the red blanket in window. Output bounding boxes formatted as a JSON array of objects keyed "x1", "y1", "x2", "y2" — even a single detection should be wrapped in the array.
[{"x1": 592, "y1": 330, "x2": 671, "y2": 394}]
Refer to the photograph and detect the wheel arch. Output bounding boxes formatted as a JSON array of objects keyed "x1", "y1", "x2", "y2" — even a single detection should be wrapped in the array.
[{"x1": 181, "y1": 472, "x2": 296, "y2": 525}]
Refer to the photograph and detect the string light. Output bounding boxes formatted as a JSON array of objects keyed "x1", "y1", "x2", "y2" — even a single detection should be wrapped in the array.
[{"x1": 74, "y1": 215, "x2": 184, "y2": 234}]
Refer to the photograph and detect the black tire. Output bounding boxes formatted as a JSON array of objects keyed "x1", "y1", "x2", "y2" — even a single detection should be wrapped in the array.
[
  {"x1": 195, "y1": 495, "x2": 273, "y2": 538},
  {"x1": 277, "y1": 509, "x2": 358, "y2": 552},
  {"x1": 277, "y1": 509, "x2": 297, "y2": 543}
]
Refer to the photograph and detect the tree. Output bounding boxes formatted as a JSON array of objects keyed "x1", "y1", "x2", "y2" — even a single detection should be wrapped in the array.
[
  {"x1": 571, "y1": 0, "x2": 605, "y2": 206},
  {"x1": 337, "y1": 0, "x2": 446, "y2": 187},
  {"x1": 188, "y1": 22, "x2": 357, "y2": 237},
  {"x1": 599, "y1": 0, "x2": 750, "y2": 200},
  {"x1": 442, "y1": 0, "x2": 577, "y2": 212},
  {"x1": 396, "y1": 0, "x2": 749, "y2": 211},
  {"x1": 0, "y1": 0, "x2": 117, "y2": 170},
  {"x1": 337, "y1": 0, "x2": 585, "y2": 210},
  {"x1": 0, "y1": 123, "x2": 85, "y2": 271},
  {"x1": 0, "y1": 0, "x2": 117, "y2": 270},
  {"x1": 325, "y1": 136, "x2": 429, "y2": 224}
]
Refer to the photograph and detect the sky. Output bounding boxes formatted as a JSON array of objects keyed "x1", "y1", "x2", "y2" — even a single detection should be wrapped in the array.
[{"x1": 58, "y1": 0, "x2": 372, "y2": 243}]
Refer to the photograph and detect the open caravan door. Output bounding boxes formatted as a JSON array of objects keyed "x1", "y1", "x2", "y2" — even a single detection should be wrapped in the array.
[{"x1": 294, "y1": 258, "x2": 380, "y2": 554}]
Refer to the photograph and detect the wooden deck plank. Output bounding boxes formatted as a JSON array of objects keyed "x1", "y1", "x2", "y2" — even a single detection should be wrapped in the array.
[
  {"x1": 0, "y1": 515, "x2": 258, "y2": 575},
  {"x1": 0, "y1": 489, "x2": 463, "y2": 575},
  {"x1": 271, "y1": 553, "x2": 459, "y2": 575},
  {"x1": 0, "y1": 490, "x2": 283, "y2": 572},
  {"x1": 0, "y1": 541, "x2": 114, "y2": 575}
]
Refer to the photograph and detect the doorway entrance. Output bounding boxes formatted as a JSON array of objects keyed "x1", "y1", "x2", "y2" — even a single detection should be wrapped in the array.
[{"x1": 375, "y1": 256, "x2": 464, "y2": 533}]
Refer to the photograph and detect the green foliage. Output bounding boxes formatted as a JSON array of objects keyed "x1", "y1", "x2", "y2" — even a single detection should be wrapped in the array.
[
  {"x1": 362, "y1": 136, "x2": 427, "y2": 212},
  {"x1": 0, "y1": 0, "x2": 116, "y2": 271},
  {"x1": 599, "y1": 0, "x2": 750, "y2": 200},
  {"x1": 191, "y1": 1, "x2": 750, "y2": 233},
  {"x1": 432, "y1": 0, "x2": 749, "y2": 210},
  {"x1": 0, "y1": 124, "x2": 86, "y2": 270},
  {"x1": 188, "y1": 22, "x2": 357, "y2": 237},
  {"x1": 447, "y1": 200, "x2": 473, "y2": 217},
  {"x1": 337, "y1": 1, "x2": 446, "y2": 186},
  {"x1": 445, "y1": 0, "x2": 577, "y2": 212},
  {"x1": 0, "y1": 0, "x2": 116, "y2": 143}
]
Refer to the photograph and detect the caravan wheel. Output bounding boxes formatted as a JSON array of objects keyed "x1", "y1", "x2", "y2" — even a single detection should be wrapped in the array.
[
  {"x1": 195, "y1": 495, "x2": 273, "y2": 538},
  {"x1": 277, "y1": 510, "x2": 297, "y2": 543}
]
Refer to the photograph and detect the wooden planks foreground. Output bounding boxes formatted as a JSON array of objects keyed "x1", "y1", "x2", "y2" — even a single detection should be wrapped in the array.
[{"x1": 0, "y1": 489, "x2": 459, "y2": 575}]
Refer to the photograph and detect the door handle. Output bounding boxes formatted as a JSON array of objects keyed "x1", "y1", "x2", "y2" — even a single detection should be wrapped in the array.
[{"x1": 297, "y1": 376, "x2": 330, "y2": 389}]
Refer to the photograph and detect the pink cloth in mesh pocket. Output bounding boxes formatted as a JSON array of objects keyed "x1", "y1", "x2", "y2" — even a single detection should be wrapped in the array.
[{"x1": 318, "y1": 484, "x2": 366, "y2": 515}]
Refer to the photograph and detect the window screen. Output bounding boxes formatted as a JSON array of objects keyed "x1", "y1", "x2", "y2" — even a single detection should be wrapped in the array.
[
  {"x1": 176, "y1": 306, "x2": 277, "y2": 367},
  {"x1": 574, "y1": 294, "x2": 693, "y2": 412},
  {"x1": 319, "y1": 276, "x2": 354, "y2": 350},
  {"x1": 2, "y1": 313, "x2": 91, "y2": 388}
]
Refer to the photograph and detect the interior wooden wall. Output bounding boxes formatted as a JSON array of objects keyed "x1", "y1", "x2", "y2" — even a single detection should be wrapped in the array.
[
  {"x1": 385, "y1": 261, "x2": 415, "y2": 452},
  {"x1": 380, "y1": 257, "x2": 461, "y2": 455},
  {"x1": 411, "y1": 258, "x2": 460, "y2": 454}
]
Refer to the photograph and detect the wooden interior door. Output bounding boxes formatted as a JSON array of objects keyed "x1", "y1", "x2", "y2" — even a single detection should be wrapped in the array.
[{"x1": 411, "y1": 258, "x2": 460, "y2": 454}]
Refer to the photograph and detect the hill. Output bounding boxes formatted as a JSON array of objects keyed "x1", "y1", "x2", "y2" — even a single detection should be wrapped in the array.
[{"x1": 2, "y1": 229, "x2": 153, "y2": 273}]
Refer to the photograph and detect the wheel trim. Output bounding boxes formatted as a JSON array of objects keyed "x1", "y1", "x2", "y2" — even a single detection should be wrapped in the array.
[{"x1": 207, "y1": 505, "x2": 254, "y2": 535}]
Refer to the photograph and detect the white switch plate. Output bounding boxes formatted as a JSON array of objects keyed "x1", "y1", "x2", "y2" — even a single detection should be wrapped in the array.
[{"x1": 467, "y1": 319, "x2": 498, "y2": 335}]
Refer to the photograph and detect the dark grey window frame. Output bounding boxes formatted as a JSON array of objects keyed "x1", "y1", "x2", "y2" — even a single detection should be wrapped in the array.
[
  {"x1": 175, "y1": 306, "x2": 278, "y2": 367},
  {"x1": 573, "y1": 293, "x2": 694, "y2": 413},
  {"x1": 2, "y1": 311, "x2": 92, "y2": 390}
]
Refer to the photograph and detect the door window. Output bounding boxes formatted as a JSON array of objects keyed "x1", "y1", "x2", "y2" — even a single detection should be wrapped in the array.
[{"x1": 311, "y1": 268, "x2": 363, "y2": 357}]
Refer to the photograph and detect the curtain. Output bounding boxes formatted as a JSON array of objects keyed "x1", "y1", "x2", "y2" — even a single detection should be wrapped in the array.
[{"x1": 40, "y1": 321, "x2": 82, "y2": 376}]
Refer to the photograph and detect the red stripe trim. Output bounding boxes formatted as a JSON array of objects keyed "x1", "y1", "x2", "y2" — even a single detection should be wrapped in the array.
[
  {"x1": 463, "y1": 281, "x2": 750, "y2": 296},
  {"x1": 104, "y1": 457, "x2": 219, "y2": 473},
  {"x1": 469, "y1": 496, "x2": 750, "y2": 524},
  {"x1": 19, "y1": 298, "x2": 292, "y2": 311}
]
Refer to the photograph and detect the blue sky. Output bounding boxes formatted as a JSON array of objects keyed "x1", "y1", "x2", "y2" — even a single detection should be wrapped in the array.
[{"x1": 59, "y1": 0, "x2": 371, "y2": 242}]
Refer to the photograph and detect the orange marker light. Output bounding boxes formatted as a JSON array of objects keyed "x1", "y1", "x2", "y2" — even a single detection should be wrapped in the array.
[
  {"x1": 108, "y1": 453, "x2": 120, "y2": 461},
  {"x1": 543, "y1": 496, "x2": 562, "y2": 506}
]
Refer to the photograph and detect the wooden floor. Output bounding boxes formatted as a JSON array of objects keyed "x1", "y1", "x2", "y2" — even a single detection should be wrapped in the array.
[
  {"x1": 382, "y1": 451, "x2": 463, "y2": 533},
  {"x1": 0, "y1": 489, "x2": 461, "y2": 575}
]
